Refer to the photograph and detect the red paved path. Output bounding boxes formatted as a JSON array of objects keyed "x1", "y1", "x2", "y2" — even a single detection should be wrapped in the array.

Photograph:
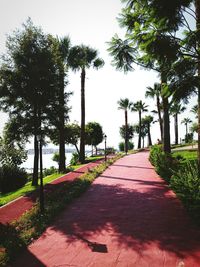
[
  {"x1": 11, "y1": 152, "x2": 200, "y2": 266},
  {"x1": 0, "y1": 160, "x2": 103, "y2": 224}
]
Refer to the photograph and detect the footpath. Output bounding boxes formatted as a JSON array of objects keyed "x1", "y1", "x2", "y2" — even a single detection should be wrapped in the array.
[
  {"x1": 0, "y1": 159, "x2": 104, "y2": 224},
  {"x1": 9, "y1": 152, "x2": 200, "y2": 266}
]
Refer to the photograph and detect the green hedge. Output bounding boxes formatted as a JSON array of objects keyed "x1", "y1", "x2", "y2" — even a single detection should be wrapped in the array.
[
  {"x1": 0, "y1": 166, "x2": 27, "y2": 194},
  {"x1": 149, "y1": 145, "x2": 200, "y2": 225}
]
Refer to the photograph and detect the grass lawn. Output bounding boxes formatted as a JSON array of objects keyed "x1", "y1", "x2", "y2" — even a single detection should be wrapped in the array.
[
  {"x1": 0, "y1": 173, "x2": 61, "y2": 206},
  {"x1": 0, "y1": 156, "x2": 104, "y2": 207},
  {"x1": 172, "y1": 150, "x2": 198, "y2": 161}
]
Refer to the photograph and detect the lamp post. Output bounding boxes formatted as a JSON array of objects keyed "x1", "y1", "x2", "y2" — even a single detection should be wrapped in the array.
[
  {"x1": 38, "y1": 134, "x2": 44, "y2": 213},
  {"x1": 104, "y1": 134, "x2": 107, "y2": 162}
]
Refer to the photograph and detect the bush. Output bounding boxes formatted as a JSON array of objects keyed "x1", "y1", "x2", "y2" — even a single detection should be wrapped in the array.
[
  {"x1": 185, "y1": 133, "x2": 193, "y2": 143},
  {"x1": 43, "y1": 166, "x2": 57, "y2": 176},
  {"x1": 149, "y1": 145, "x2": 179, "y2": 182},
  {"x1": 0, "y1": 165, "x2": 27, "y2": 193},
  {"x1": 170, "y1": 160, "x2": 200, "y2": 220},
  {"x1": 70, "y1": 152, "x2": 79, "y2": 165}
]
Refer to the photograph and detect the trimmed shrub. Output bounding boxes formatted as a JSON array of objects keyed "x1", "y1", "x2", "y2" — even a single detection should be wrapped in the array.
[
  {"x1": 149, "y1": 145, "x2": 179, "y2": 182},
  {"x1": 0, "y1": 165, "x2": 27, "y2": 193},
  {"x1": 171, "y1": 160, "x2": 200, "y2": 210}
]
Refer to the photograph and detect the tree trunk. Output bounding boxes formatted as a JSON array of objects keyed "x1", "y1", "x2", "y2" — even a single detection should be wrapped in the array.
[
  {"x1": 138, "y1": 112, "x2": 142, "y2": 149},
  {"x1": 32, "y1": 134, "x2": 39, "y2": 186},
  {"x1": 95, "y1": 146, "x2": 98, "y2": 155},
  {"x1": 186, "y1": 124, "x2": 188, "y2": 136},
  {"x1": 74, "y1": 143, "x2": 80, "y2": 157},
  {"x1": 125, "y1": 110, "x2": 128, "y2": 154},
  {"x1": 32, "y1": 106, "x2": 39, "y2": 186},
  {"x1": 161, "y1": 74, "x2": 171, "y2": 153},
  {"x1": 147, "y1": 124, "x2": 152, "y2": 146},
  {"x1": 58, "y1": 69, "x2": 66, "y2": 173},
  {"x1": 157, "y1": 96, "x2": 163, "y2": 141},
  {"x1": 79, "y1": 68, "x2": 86, "y2": 163},
  {"x1": 174, "y1": 114, "x2": 178, "y2": 145},
  {"x1": 195, "y1": 0, "x2": 200, "y2": 169}
]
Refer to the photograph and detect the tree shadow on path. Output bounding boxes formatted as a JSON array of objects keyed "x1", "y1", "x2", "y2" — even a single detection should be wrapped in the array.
[{"x1": 49, "y1": 178, "x2": 200, "y2": 261}]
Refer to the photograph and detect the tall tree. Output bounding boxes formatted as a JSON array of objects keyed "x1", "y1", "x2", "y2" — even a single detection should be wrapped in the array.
[
  {"x1": 131, "y1": 101, "x2": 148, "y2": 149},
  {"x1": 117, "y1": 98, "x2": 133, "y2": 153},
  {"x1": 182, "y1": 117, "x2": 192, "y2": 136},
  {"x1": 68, "y1": 45, "x2": 104, "y2": 163},
  {"x1": 108, "y1": 5, "x2": 180, "y2": 154},
  {"x1": 145, "y1": 83, "x2": 163, "y2": 141},
  {"x1": 48, "y1": 36, "x2": 72, "y2": 173},
  {"x1": 120, "y1": 0, "x2": 200, "y2": 163},
  {"x1": 0, "y1": 20, "x2": 63, "y2": 185},
  {"x1": 170, "y1": 102, "x2": 186, "y2": 145},
  {"x1": 142, "y1": 115, "x2": 154, "y2": 147}
]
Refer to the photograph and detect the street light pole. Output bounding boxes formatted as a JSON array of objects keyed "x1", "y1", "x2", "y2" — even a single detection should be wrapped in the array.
[{"x1": 104, "y1": 134, "x2": 107, "y2": 162}]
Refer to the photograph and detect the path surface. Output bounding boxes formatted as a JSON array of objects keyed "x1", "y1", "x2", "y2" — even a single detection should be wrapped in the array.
[
  {"x1": 0, "y1": 160, "x2": 103, "y2": 224},
  {"x1": 11, "y1": 152, "x2": 200, "y2": 267}
]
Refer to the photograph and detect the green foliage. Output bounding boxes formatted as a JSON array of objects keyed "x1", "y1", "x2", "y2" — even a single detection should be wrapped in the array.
[
  {"x1": 70, "y1": 152, "x2": 79, "y2": 165},
  {"x1": 52, "y1": 153, "x2": 59, "y2": 166},
  {"x1": 0, "y1": 137, "x2": 27, "y2": 167},
  {"x1": 0, "y1": 165, "x2": 27, "y2": 193},
  {"x1": 172, "y1": 150, "x2": 197, "y2": 162},
  {"x1": 0, "y1": 154, "x2": 122, "y2": 266},
  {"x1": 119, "y1": 124, "x2": 134, "y2": 140},
  {"x1": 149, "y1": 145, "x2": 179, "y2": 182},
  {"x1": 185, "y1": 133, "x2": 193, "y2": 143},
  {"x1": 85, "y1": 122, "x2": 103, "y2": 147},
  {"x1": 43, "y1": 166, "x2": 57, "y2": 176},
  {"x1": 119, "y1": 141, "x2": 134, "y2": 152},
  {"x1": 170, "y1": 160, "x2": 200, "y2": 221}
]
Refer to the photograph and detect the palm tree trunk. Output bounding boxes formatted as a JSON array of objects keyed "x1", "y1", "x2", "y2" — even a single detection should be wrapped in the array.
[
  {"x1": 147, "y1": 124, "x2": 152, "y2": 146},
  {"x1": 161, "y1": 74, "x2": 171, "y2": 153},
  {"x1": 125, "y1": 110, "x2": 128, "y2": 154},
  {"x1": 174, "y1": 114, "x2": 178, "y2": 145},
  {"x1": 196, "y1": 0, "x2": 200, "y2": 167},
  {"x1": 157, "y1": 96, "x2": 163, "y2": 141},
  {"x1": 138, "y1": 112, "x2": 142, "y2": 149},
  {"x1": 79, "y1": 68, "x2": 86, "y2": 163},
  {"x1": 186, "y1": 123, "x2": 188, "y2": 136}
]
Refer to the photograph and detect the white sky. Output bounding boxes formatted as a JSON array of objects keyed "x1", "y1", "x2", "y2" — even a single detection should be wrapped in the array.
[{"x1": 0, "y1": 0, "x2": 197, "y2": 149}]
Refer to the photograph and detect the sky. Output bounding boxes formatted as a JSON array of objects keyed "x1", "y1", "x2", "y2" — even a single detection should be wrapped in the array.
[{"x1": 0, "y1": 0, "x2": 197, "y2": 149}]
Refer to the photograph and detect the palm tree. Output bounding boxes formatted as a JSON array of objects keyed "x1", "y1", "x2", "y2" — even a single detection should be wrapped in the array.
[
  {"x1": 181, "y1": 118, "x2": 192, "y2": 136},
  {"x1": 191, "y1": 104, "x2": 198, "y2": 119},
  {"x1": 132, "y1": 101, "x2": 148, "y2": 149},
  {"x1": 107, "y1": 34, "x2": 136, "y2": 73},
  {"x1": 142, "y1": 115, "x2": 154, "y2": 147},
  {"x1": 118, "y1": 98, "x2": 133, "y2": 154},
  {"x1": 170, "y1": 102, "x2": 186, "y2": 145},
  {"x1": 57, "y1": 36, "x2": 71, "y2": 173},
  {"x1": 145, "y1": 83, "x2": 163, "y2": 141},
  {"x1": 68, "y1": 45, "x2": 104, "y2": 163}
]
